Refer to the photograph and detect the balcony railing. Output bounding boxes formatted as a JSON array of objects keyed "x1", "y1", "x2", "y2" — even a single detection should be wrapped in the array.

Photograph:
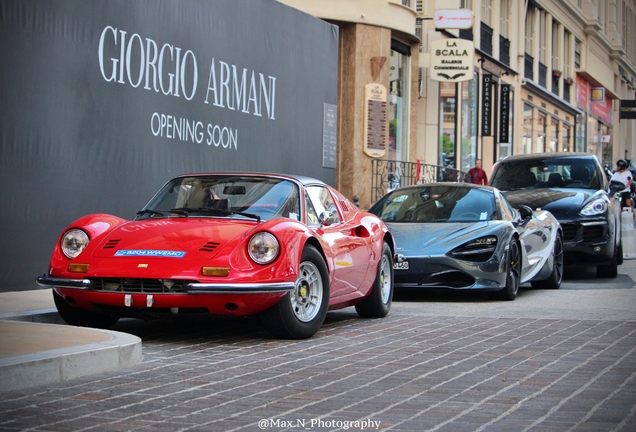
[
  {"x1": 538, "y1": 62, "x2": 547, "y2": 88},
  {"x1": 499, "y1": 36, "x2": 510, "y2": 66},
  {"x1": 524, "y1": 53, "x2": 534, "y2": 81},
  {"x1": 371, "y1": 159, "x2": 471, "y2": 203},
  {"x1": 480, "y1": 22, "x2": 493, "y2": 56}
]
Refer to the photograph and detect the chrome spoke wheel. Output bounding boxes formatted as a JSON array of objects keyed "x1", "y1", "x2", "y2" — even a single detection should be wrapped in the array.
[
  {"x1": 292, "y1": 261, "x2": 323, "y2": 322},
  {"x1": 379, "y1": 254, "x2": 392, "y2": 304}
]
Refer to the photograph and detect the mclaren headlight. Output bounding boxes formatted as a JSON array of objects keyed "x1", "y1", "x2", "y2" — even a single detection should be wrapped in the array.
[
  {"x1": 248, "y1": 232, "x2": 279, "y2": 264},
  {"x1": 61, "y1": 229, "x2": 90, "y2": 259},
  {"x1": 448, "y1": 236, "x2": 498, "y2": 262},
  {"x1": 580, "y1": 198, "x2": 608, "y2": 216}
]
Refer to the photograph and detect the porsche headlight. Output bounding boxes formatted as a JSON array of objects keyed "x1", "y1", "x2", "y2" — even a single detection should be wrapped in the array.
[
  {"x1": 248, "y1": 232, "x2": 279, "y2": 264},
  {"x1": 448, "y1": 236, "x2": 498, "y2": 262},
  {"x1": 61, "y1": 229, "x2": 90, "y2": 259},
  {"x1": 580, "y1": 198, "x2": 608, "y2": 216}
]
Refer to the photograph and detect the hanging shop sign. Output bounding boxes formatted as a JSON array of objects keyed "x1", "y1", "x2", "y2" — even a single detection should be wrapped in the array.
[
  {"x1": 481, "y1": 74, "x2": 493, "y2": 136},
  {"x1": 363, "y1": 83, "x2": 388, "y2": 158},
  {"x1": 430, "y1": 39, "x2": 475, "y2": 83},
  {"x1": 499, "y1": 84, "x2": 510, "y2": 143},
  {"x1": 434, "y1": 9, "x2": 474, "y2": 30},
  {"x1": 620, "y1": 100, "x2": 636, "y2": 120}
]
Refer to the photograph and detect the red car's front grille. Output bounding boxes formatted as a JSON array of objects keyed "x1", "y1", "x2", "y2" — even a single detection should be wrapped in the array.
[{"x1": 90, "y1": 278, "x2": 193, "y2": 293}]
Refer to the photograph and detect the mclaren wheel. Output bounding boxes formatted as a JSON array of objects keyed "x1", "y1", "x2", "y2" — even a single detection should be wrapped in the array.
[
  {"x1": 355, "y1": 242, "x2": 393, "y2": 318},
  {"x1": 260, "y1": 245, "x2": 329, "y2": 339},
  {"x1": 496, "y1": 239, "x2": 521, "y2": 301},
  {"x1": 531, "y1": 235, "x2": 563, "y2": 289},
  {"x1": 53, "y1": 290, "x2": 119, "y2": 329}
]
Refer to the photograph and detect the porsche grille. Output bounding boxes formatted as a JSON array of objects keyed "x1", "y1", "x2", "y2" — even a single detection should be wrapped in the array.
[
  {"x1": 561, "y1": 223, "x2": 606, "y2": 242},
  {"x1": 90, "y1": 278, "x2": 192, "y2": 293}
]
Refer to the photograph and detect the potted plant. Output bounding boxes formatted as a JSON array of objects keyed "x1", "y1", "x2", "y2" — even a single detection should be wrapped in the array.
[
  {"x1": 564, "y1": 77, "x2": 574, "y2": 86},
  {"x1": 553, "y1": 69, "x2": 562, "y2": 78}
]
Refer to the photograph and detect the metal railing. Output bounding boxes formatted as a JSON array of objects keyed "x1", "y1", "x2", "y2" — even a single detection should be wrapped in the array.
[{"x1": 371, "y1": 159, "x2": 471, "y2": 203}]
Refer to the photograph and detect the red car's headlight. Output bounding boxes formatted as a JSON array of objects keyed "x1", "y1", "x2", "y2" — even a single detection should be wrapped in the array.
[
  {"x1": 61, "y1": 229, "x2": 90, "y2": 259},
  {"x1": 248, "y1": 232, "x2": 279, "y2": 264}
]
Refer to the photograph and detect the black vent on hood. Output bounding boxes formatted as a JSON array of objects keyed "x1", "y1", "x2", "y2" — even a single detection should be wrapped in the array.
[
  {"x1": 200, "y1": 241, "x2": 221, "y2": 252},
  {"x1": 103, "y1": 239, "x2": 121, "y2": 249}
]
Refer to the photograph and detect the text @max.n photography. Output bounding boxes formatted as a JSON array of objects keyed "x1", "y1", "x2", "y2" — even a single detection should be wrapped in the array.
[{"x1": 257, "y1": 418, "x2": 381, "y2": 430}]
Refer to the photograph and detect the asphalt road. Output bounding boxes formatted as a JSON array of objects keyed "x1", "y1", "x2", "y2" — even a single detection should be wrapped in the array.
[{"x1": 0, "y1": 261, "x2": 635, "y2": 431}]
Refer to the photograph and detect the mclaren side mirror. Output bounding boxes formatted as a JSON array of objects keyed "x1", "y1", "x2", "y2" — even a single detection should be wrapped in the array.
[{"x1": 516, "y1": 205, "x2": 534, "y2": 220}]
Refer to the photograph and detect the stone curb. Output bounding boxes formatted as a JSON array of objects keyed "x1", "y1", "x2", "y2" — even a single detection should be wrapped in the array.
[{"x1": 0, "y1": 317, "x2": 143, "y2": 393}]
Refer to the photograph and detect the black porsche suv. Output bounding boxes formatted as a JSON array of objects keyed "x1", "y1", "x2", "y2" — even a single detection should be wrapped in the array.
[{"x1": 490, "y1": 153, "x2": 625, "y2": 278}]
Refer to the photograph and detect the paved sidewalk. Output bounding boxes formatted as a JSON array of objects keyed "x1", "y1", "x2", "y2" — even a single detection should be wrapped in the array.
[{"x1": 0, "y1": 289, "x2": 142, "y2": 392}]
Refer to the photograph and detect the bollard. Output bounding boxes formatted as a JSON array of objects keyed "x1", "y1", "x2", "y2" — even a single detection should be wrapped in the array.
[{"x1": 621, "y1": 207, "x2": 636, "y2": 260}]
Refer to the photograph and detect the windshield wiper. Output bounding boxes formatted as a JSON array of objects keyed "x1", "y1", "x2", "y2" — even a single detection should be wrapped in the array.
[
  {"x1": 170, "y1": 207, "x2": 261, "y2": 222},
  {"x1": 136, "y1": 209, "x2": 167, "y2": 217}
]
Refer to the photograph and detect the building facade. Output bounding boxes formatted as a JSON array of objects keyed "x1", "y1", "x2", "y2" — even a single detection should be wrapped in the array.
[{"x1": 282, "y1": 0, "x2": 636, "y2": 206}]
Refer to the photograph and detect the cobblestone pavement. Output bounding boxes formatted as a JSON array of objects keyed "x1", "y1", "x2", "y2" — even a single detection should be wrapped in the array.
[{"x1": 1, "y1": 306, "x2": 635, "y2": 432}]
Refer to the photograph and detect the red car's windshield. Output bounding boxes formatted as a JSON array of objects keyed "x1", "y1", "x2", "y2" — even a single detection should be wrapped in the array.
[{"x1": 139, "y1": 176, "x2": 301, "y2": 221}]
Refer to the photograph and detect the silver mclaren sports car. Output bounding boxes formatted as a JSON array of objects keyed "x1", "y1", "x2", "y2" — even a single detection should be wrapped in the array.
[{"x1": 368, "y1": 183, "x2": 563, "y2": 300}]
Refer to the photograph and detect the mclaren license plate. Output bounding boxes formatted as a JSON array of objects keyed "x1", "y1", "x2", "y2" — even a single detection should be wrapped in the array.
[{"x1": 394, "y1": 261, "x2": 409, "y2": 270}]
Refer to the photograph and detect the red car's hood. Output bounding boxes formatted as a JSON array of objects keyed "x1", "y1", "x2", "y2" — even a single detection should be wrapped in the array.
[{"x1": 91, "y1": 218, "x2": 253, "y2": 260}]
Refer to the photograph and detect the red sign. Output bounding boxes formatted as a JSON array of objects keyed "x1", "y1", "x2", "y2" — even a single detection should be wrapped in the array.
[
  {"x1": 576, "y1": 74, "x2": 589, "y2": 109},
  {"x1": 592, "y1": 96, "x2": 613, "y2": 123}
]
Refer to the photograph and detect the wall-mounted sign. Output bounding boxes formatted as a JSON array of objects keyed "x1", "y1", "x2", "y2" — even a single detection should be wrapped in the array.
[
  {"x1": 481, "y1": 74, "x2": 493, "y2": 137},
  {"x1": 430, "y1": 39, "x2": 474, "y2": 82},
  {"x1": 620, "y1": 100, "x2": 636, "y2": 119},
  {"x1": 323, "y1": 104, "x2": 337, "y2": 168},
  {"x1": 363, "y1": 83, "x2": 388, "y2": 158},
  {"x1": 434, "y1": 9, "x2": 474, "y2": 30},
  {"x1": 591, "y1": 87, "x2": 605, "y2": 102},
  {"x1": 499, "y1": 84, "x2": 510, "y2": 143}
]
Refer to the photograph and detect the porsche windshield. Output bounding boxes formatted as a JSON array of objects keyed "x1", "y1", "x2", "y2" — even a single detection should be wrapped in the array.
[
  {"x1": 490, "y1": 158, "x2": 602, "y2": 191},
  {"x1": 138, "y1": 176, "x2": 301, "y2": 221},
  {"x1": 370, "y1": 186, "x2": 497, "y2": 223}
]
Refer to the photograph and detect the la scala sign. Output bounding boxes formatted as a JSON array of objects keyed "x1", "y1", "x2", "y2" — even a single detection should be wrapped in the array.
[{"x1": 430, "y1": 39, "x2": 475, "y2": 82}]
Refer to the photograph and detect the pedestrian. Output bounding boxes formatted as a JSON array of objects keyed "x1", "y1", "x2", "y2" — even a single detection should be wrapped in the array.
[
  {"x1": 611, "y1": 159, "x2": 633, "y2": 210},
  {"x1": 468, "y1": 159, "x2": 488, "y2": 185}
]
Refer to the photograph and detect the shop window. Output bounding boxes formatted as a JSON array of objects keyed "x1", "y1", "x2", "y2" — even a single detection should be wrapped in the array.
[
  {"x1": 523, "y1": 104, "x2": 533, "y2": 154},
  {"x1": 563, "y1": 124, "x2": 571, "y2": 152},
  {"x1": 537, "y1": 113, "x2": 547, "y2": 153},
  {"x1": 439, "y1": 82, "x2": 457, "y2": 168},
  {"x1": 389, "y1": 40, "x2": 411, "y2": 163},
  {"x1": 549, "y1": 117, "x2": 559, "y2": 152}
]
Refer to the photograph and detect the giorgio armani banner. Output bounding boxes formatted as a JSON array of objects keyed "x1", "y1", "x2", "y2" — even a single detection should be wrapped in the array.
[{"x1": 0, "y1": 0, "x2": 339, "y2": 290}]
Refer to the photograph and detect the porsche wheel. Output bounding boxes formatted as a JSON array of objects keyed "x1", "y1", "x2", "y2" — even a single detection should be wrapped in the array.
[
  {"x1": 597, "y1": 246, "x2": 619, "y2": 278},
  {"x1": 496, "y1": 239, "x2": 521, "y2": 301},
  {"x1": 355, "y1": 242, "x2": 393, "y2": 318},
  {"x1": 531, "y1": 235, "x2": 563, "y2": 289},
  {"x1": 260, "y1": 245, "x2": 329, "y2": 339},
  {"x1": 53, "y1": 290, "x2": 119, "y2": 329}
]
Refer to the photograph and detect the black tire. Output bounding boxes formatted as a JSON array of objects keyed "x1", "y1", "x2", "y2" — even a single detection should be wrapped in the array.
[
  {"x1": 355, "y1": 242, "x2": 393, "y2": 318},
  {"x1": 496, "y1": 239, "x2": 521, "y2": 300},
  {"x1": 531, "y1": 235, "x2": 563, "y2": 289},
  {"x1": 597, "y1": 247, "x2": 619, "y2": 278},
  {"x1": 260, "y1": 245, "x2": 329, "y2": 339},
  {"x1": 617, "y1": 242, "x2": 624, "y2": 265},
  {"x1": 53, "y1": 290, "x2": 119, "y2": 329}
]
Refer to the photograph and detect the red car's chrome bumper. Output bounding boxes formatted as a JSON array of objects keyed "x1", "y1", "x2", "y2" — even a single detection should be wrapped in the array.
[{"x1": 35, "y1": 275, "x2": 295, "y2": 294}]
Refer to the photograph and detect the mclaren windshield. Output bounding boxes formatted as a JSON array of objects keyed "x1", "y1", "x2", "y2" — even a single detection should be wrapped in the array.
[{"x1": 369, "y1": 186, "x2": 497, "y2": 223}]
